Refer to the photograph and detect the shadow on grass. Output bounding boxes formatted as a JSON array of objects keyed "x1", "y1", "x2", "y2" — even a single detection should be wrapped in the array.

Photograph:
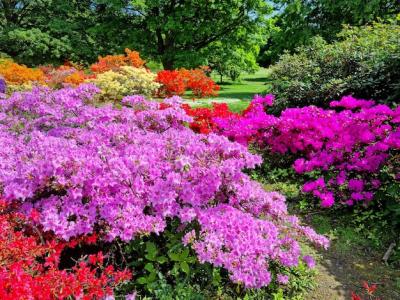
[
  {"x1": 304, "y1": 213, "x2": 400, "y2": 300},
  {"x1": 216, "y1": 91, "x2": 261, "y2": 100},
  {"x1": 242, "y1": 77, "x2": 269, "y2": 83}
]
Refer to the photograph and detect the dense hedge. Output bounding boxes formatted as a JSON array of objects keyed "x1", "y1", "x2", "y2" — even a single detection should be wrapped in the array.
[{"x1": 269, "y1": 21, "x2": 400, "y2": 111}]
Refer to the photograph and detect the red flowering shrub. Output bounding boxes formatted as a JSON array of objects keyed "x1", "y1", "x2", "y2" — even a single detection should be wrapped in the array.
[
  {"x1": 90, "y1": 48, "x2": 145, "y2": 73},
  {"x1": 156, "y1": 70, "x2": 187, "y2": 96},
  {"x1": 182, "y1": 103, "x2": 238, "y2": 134},
  {"x1": 156, "y1": 68, "x2": 219, "y2": 98},
  {"x1": 0, "y1": 200, "x2": 131, "y2": 299}
]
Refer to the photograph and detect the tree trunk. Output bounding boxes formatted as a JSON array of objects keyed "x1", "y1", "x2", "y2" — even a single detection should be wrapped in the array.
[{"x1": 161, "y1": 57, "x2": 175, "y2": 70}]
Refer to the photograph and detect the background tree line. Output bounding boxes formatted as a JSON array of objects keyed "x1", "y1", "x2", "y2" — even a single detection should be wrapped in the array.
[{"x1": 1, "y1": 0, "x2": 399, "y2": 75}]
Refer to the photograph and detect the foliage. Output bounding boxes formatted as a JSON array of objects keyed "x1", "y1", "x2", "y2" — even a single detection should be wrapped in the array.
[
  {"x1": 91, "y1": 66, "x2": 160, "y2": 100},
  {"x1": 269, "y1": 21, "x2": 400, "y2": 111},
  {"x1": 90, "y1": 48, "x2": 145, "y2": 73},
  {"x1": 207, "y1": 35, "x2": 261, "y2": 83},
  {"x1": 156, "y1": 68, "x2": 220, "y2": 98},
  {"x1": 116, "y1": 218, "x2": 317, "y2": 299},
  {"x1": 260, "y1": 0, "x2": 400, "y2": 65},
  {"x1": 127, "y1": 0, "x2": 272, "y2": 69},
  {"x1": 0, "y1": 0, "x2": 136, "y2": 65},
  {"x1": 0, "y1": 85, "x2": 328, "y2": 289},
  {"x1": 0, "y1": 59, "x2": 44, "y2": 84},
  {"x1": 0, "y1": 200, "x2": 131, "y2": 299}
]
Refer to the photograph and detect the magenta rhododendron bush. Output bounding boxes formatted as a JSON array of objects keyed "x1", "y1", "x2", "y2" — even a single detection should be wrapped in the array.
[
  {"x1": 215, "y1": 95, "x2": 400, "y2": 208},
  {"x1": 0, "y1": 85, "x2": 328, "y2": 288}
]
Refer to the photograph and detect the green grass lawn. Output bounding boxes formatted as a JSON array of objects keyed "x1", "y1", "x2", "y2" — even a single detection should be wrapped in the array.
[{"x1": 183, "y1": 68, "x2": 271, "y2": 112}]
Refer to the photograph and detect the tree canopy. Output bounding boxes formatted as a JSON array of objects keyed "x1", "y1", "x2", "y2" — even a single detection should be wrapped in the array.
[
  {"x1": 0, "y1": 0, "x2": 272, "y2": 69},
  {"x1": 259, "y1": 0, "x2": 400, "y2": 65}
]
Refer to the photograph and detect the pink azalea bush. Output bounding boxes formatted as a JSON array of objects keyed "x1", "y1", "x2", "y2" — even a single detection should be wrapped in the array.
[
  {"x1": 0, "y1": 85, "x2": 328, "y2": 289},
  {"x1": 215, "y1": 95, "x2": 400, "y2": 208}
]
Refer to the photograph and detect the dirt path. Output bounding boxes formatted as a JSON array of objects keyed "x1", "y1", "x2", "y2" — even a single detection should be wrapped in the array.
[{"x1": 307, "y1": 241, "x2": 400, "y2": 299}]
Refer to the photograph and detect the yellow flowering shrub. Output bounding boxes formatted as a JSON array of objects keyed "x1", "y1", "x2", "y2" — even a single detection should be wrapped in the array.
[
  {"x1": 7, "y1": 83, "x2": 34, "y2": 95},
  {"x1": 91, "y1": 66, "x2": 160, "y2": 101}
]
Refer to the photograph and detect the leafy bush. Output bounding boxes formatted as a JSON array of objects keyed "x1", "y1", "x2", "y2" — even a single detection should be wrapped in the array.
[
  {"x1": 270, "y1": 21, "x2": 400, "y2": 111},
  {"x1": 0, "y1": 85, "x2": 327, "y2": 292},
  {"x1": 91, "y1": 66, "x2": 160, "y2": 100}
]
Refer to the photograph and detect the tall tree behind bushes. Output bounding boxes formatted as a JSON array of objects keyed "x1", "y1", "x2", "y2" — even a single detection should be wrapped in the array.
[
  {"x1": 0, "y1": 0, "x2": 272, "y2": 70},
  {"x1": 259, "y1": 0, "x2": 400, "y2": 66}
]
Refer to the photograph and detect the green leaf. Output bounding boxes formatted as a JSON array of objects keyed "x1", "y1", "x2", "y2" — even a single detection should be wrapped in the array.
[
  {"x1": 144, "y1": 262, "x2": 155, "y2": 273},
  {"x1": 180, "y1": 261, "x2": 190, "y2": 274},
  {"x1": 168, "y1": 252, "x2": 181, "y2": 261},
  {"x1": 137, "y1": 277, "x2": 148, "y2": 284},
  {"x1": 157, "y1": 255, "x2": 168, "y2": 264}
]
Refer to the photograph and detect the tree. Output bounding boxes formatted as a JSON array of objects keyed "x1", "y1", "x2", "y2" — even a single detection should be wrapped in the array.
[
  {"x1": 208, "y1": 42, "x2": 260, "y2": 83},
  {"x1": 259, "y1": 0, "x2": 400, "y2": 65},
  {"x1": 127, "y1": 0, "x2": 272, "y2": 69},
  {"x1": 0, "y1": 0, "x2": 133, "y2": 65}
]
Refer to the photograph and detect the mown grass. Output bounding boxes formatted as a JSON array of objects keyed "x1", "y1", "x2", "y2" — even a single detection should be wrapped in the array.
[{"x1": 183, "y1": 68, "x2": 271, "y2": 112}]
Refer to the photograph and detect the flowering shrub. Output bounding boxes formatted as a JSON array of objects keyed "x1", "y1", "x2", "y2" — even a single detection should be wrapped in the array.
[
  {"x1": 182, "y1": 102, "x2": 238, "y2": 134},
  {"x1": 181, "y1": 68, "x2": 220, "y2": 97},
  {"x1": 0, "y1": 60, "x2": 44, "y2": 84},
  {"x1": 90, "y1": 48, "x2": 145, "y2": 73},
  {"x1": 214, "y1": 95, "x2": 400, "y2": 208},
  {"x1": 156, "y1": 70, "x2": 187, "y2": 96},
  {"x1": 0, "y1": 76, "x2": 5, "y2": 94},
  {"x1": 0, "y1": 200, "x2": 131, "y2": 299},
  {"x1": 42, "y1": 66, "x2": 90, "y2": 88},
  {"x1": 91, "y1": 66, "x2": 160, "y2": 100},
  {"x1": 156, "y1": 68, "x2": 220, "y2": 98},
  {"x1": 0, "y1": 85, "x2": 328, "y2": 289}
]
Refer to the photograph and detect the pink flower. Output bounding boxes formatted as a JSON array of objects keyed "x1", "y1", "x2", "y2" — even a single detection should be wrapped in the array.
[{"x1": 277, "y1": 274, "x2": 289, "y2": 285}]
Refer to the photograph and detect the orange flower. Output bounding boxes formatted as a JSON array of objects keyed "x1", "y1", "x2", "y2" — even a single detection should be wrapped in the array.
[
  {"x1": 90, "y1": 49, "x2": 145, "y2": 73},
  {"x1": 0, "y1": 61, "x2": 44, "y2": 84}
]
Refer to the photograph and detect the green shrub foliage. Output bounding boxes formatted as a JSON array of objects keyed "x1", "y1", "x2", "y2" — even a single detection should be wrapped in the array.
[{"x1": 270, "y1": 21, "x2": 400, "y2": 111}]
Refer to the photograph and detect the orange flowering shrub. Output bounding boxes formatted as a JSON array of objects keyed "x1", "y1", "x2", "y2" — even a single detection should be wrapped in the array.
[
  {"x1": 184, "y1": 68, "x2": 220, "y2": 97},
  {"x1": 0, "y1": 60, "x2": 44, "y2": 84},
  {"x1": 63, "y1": 71, "x2": 88, "y2": 86},
  {"x1": 90, "y1": 48, "x2": 145, "y2": 73}
]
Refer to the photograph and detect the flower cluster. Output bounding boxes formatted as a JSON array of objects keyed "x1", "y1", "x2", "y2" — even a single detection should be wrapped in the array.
[
  {"x1": 214, "y1": 95, "x2": 400, "y2": 207},
  {"x1": 0, "y1": 200, "x2": 131, "y2": 299},
  {"x1": 0, "y1": 76, "x2": 5, "y2": 94},
  {"x1": 182, "y1": 102, "x2": 238, "y2": 134},
  {"x1": 90, "y1": 66, "x2": 160, "y2": 100},
  {"x1": 156, "y1": 68, "x2": 220, "y2": 98},
  {"x1": 0, "y1": 60, "x2": 44, "y2": 85},
  {"x1": 0, "y1": 86, "x2": 327, "y2": 288},
  {"x1": 90, "y1": 49, "x2": 145, "y2": 73},
  {"x1": 41, "y1": 65, "x2": 92, "y2": 88}
]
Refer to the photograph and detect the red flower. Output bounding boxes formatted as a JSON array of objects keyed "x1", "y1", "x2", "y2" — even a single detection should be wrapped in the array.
[{"x1": 362, "y1": 281, "x2": 377, "y2": 295}]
